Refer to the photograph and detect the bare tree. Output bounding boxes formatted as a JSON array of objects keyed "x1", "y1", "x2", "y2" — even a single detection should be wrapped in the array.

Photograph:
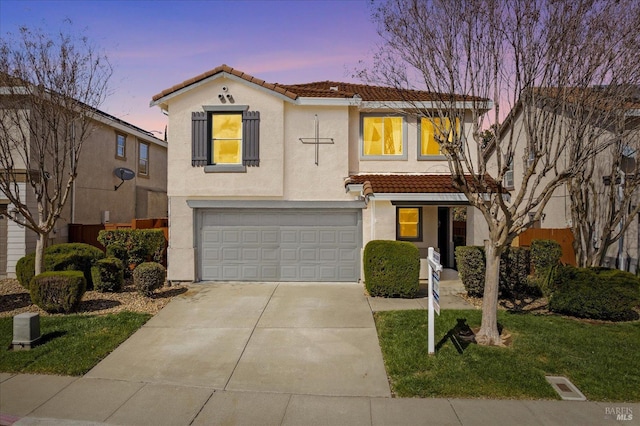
[
  {"x1": 362, "y1": 0, "x2": 640, "y2": 345},
  {"x1": 0, "y1": 23, "x2": 111, "y2": 275},
  {"x1": 568, "y1": 87, "x2": 640, "y2": 269}
]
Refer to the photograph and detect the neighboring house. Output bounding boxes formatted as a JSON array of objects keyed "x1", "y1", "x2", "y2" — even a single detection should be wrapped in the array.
[
  {"x1": 150, "y1": 64, "x2": 488, "y2": 283},
  {"x1": 0, "y1": 105, "x2": 168, "y2": 278},
  {"x1": 494, "y1": 87, "x2": 640, "y2": 271}
]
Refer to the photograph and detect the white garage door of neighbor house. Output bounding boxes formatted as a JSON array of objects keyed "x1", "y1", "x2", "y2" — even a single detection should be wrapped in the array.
[{"x1": 199, "y1": 209, "x2": 361, "y2": 282}]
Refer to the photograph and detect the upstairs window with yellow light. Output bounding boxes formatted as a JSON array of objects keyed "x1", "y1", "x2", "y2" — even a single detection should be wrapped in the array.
[
  {"x1": 418, "y1": 117, "x2": 459, "y2": 160},
  {"x1": 190, "y1": 106, "x2": 260, "y2": 173},
  {"x1": 360, "y1": 114, "x2": 407, "y2": 160},
  {"x1": 212, "y1": 113, "x2": 242, "y2": 165}
]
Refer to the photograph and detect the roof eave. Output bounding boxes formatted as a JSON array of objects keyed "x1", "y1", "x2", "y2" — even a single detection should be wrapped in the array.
[
  {"x1": 150, "y1": 71, "x2": 300, "y2": 108},
  {"x1": 296, "y1": 97, "x2": 362, "y2": 106},
  {"x1": 369, "y1": 193, "x2": 469, "y2": 202},
  {"x1": 360, "y1": 100, "x2": 493, "y2": 111}
]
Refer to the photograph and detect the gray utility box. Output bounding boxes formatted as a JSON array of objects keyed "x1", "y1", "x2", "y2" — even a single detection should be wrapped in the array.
[{"x1": 13, "y1": 312, "x2": 41, "y2": 350}]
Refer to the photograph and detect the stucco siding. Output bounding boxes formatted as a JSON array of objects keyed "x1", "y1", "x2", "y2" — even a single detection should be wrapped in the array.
[
  {"x1": 74, "y1": 121, "x2": 167, "y2": 224},
  {"x1": 167, "y1": 196, "x2": 196, "y2": 281},
  {"x1": 282, "y1": 104, "x2": 352, "y2": 200},
  {"x1": 466, "y1": 206, "x2": 489, "y2": 247},
  {"x1": 166, "y1": 78, "x2": 285, "y2": 198}
]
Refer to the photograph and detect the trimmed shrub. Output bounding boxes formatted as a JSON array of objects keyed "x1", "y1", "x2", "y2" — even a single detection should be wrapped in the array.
[
  {"x1": 549, "y1": 265, "x2": 640, "y2": 321},
  {"x1": 455, "y1": 246, "x2": 485, "y2": 297},
  {"x1": 363, "y1": 240, "x2": 420, "y2": 298},
  {"x1": 15, "y1": 243, "x2": 105, "y2": 290},
  {"x1": 455, "y1": 246, "x2": 534, "y2": 298},
  {"x1": 16, "y1": 254, "x2": 36, "y2": 290},
  {"x1": 98, "y1": 229, "x2": 166, "y2": 270},
  {"x1": 30, "y1": 271, "x2": 86, "y2": 313},
  {"x1": 500, "y1": 247, "x2": 537, "y2": 297},
  {"x1": 133, "y1": 262, "x2": 166, "y2": 296},
  {"x1": 91, "y1": 257, "x2": 125, "y2": 292},
  {"x1": 529, "y1": 239, "x2": 562, "y2": 296}
]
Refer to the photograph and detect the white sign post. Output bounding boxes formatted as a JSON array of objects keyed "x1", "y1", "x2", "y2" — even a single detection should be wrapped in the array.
[{"x1": 427, "y1": 247, "x2": 442, "y2": 355}]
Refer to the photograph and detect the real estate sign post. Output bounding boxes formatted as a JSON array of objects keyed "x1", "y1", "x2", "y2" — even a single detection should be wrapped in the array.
[{"x1": 428, "y1": 247, "x2": 442, "y2": 355}]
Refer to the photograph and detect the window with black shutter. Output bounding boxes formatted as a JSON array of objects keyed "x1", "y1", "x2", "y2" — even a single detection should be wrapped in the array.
[{"x1": 191, "y1": 106, "x2": 260, "y2": 172}]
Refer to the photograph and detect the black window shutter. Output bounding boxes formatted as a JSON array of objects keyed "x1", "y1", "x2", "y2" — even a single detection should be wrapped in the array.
[
  {"x1": 191, "y1": 111, "x2": 207, "y2": 166},
  {"x1": 242, "y1": 111, "x2": 260, "y2": 166}
]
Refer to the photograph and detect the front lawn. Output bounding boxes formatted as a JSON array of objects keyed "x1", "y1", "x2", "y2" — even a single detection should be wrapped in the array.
[
  {"x1": 375, "y1": 309, "x2": 640, "y2": 402},
  {"x1": 0, "y1": 312, "x2": 150, "y2": 376}
]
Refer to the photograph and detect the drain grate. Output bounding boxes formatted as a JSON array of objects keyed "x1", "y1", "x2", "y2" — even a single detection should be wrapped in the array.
[{"x1": 545, "y1": 376, "x2": 587, "y2": 401}]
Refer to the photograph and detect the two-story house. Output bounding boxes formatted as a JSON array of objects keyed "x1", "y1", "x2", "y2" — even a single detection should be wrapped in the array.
[
  {"x1": 151, "y1": 64, "x2": 487, "y2": 283},
  {"x1": 0, "y1": 105, "x2": 168, "y2": 278}
]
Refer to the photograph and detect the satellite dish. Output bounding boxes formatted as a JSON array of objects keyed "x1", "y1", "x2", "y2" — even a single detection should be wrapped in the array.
[{"x1": 113, "y1": 167, "x2": 135, "y2": 191}]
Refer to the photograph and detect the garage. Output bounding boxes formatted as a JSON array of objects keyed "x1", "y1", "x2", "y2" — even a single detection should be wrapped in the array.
[{"x1": 198, "y1": 209, "x2": 361, "y2": 282}]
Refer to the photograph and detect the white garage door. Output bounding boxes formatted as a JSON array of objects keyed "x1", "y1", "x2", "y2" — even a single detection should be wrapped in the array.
[{"x1": 199, "y1": 209, "x2": 361, "y2": 281}]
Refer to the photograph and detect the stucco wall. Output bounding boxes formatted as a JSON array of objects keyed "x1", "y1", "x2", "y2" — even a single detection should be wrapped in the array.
[
  {"x1": 282, "y1": 104, "x2": 352, "y2": 200},
  {"x1": 165, "y1": 77, "x2": 285, "y2": 198},
  {"x1": 74, "y1": 121, "x2": 167, "y2": 224},
  {"x1": 167, "y1": 195, "x2": 195, "y2": 281}
]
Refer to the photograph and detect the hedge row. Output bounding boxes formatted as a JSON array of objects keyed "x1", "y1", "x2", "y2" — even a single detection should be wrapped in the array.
[
  {"x1": 454, "y1": 245, "x2": 537, "y2": 298},
  {"x1": 97, "y1": 229, "x2": 165, "y2": 273}
]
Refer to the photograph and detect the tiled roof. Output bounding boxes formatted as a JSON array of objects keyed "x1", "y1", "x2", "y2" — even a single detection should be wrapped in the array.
[
  {"x1": 151, "y1": 64, "x2": 485, "y2": 104},
  {"x1": 346, "y1": 174, "x2": 460, "y2": 193},
  {"x1": 346, "y1": 174, "x2": 501, "y2": 193}
]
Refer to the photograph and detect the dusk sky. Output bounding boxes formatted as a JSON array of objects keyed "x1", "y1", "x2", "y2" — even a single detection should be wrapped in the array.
[{"x1": 1, "y1": 0, "x2": 380, "y2": 133}]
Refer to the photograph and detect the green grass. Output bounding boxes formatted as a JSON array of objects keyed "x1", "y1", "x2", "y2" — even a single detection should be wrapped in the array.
[
  {"x1": 374, "y1": 309, "x2": 640, "y2": 402},
  {"x1": 0, "y1": 312, "x2": 151, "y2": 376}
]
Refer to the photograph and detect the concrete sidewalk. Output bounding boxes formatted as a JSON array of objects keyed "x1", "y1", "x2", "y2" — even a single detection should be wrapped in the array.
[
  {"x1": 2, "y1": 374, "x2": 636, "y2": 425},
  {"x1": 2, "y1": 282, "x2": 638, "y2": 425}
]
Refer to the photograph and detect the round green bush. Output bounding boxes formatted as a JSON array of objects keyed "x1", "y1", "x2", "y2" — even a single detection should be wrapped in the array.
[
  {"x1": 91, "y1": 257, "x2": 124, "y2": 292},
  {"x1": 549, "y1": 265, "x2": 640, "y2": 321},
  {"x1": 133, "y1": 262, "x2": 166, "y2": 296},
  {"x1": 47, "y1": 243, "x2": 105, "y2": 289},
  {"x1": 363, "y1": 240, "x2": 420, "y2": 298},
  {"x1": 30, "y1": 271, "x2": 86, "y2": 313}
]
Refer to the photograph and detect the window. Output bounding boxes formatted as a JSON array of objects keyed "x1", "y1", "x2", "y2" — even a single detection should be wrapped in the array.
[
  {"x1": 191, "y1": 107, "x2": 260, "y2": 172},
  {"x1": 528, "y1": 212, "x2": 541, "y2": 229},
  {"x1": 138, "y1": 141, "x2": 149, "y2": 176},
  {"x1": 116, "y1": 133, "x2": 126, "y2": 159},
  {"x1": 504, "y1": 157, "x2": 514, "y2": 189},
  {"x1": 361, "y1": 114, "x2": 406, "y2": 159},
  {"x1": 397, "y1": 207, "x2": 422, "y2": 241},
  {"x1": 212, "y1": 113, "x2": 242, "y2": 164},
  {"x1": 418, "y1": 117, "x2": 459, "y2": 159}
]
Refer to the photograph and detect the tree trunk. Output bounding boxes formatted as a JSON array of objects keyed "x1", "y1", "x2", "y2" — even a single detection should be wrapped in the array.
[
  {"x1": 475, "y1": 241, "x2": 502, "y2": 346},
  {"x1": 34, "y1": 233, "x2": 46, "y2": 276}
]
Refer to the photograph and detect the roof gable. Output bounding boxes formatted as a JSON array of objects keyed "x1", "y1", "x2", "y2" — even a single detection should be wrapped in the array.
[{"x1": 150, "y1": 64, "x2": 487, "y2": 107}]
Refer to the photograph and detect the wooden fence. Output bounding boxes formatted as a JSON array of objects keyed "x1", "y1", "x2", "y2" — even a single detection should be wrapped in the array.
[
  {"x1": 68, "y1": 224, "x2": 105, "y2": 250},
  {"x1": 514, "y1": 228, "x2": 576, "y2": 266}
]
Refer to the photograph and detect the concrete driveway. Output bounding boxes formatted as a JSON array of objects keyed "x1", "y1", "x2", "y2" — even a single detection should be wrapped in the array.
[{"x1": 85, "y1": 282, "x2": 391, "y2": 398}]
